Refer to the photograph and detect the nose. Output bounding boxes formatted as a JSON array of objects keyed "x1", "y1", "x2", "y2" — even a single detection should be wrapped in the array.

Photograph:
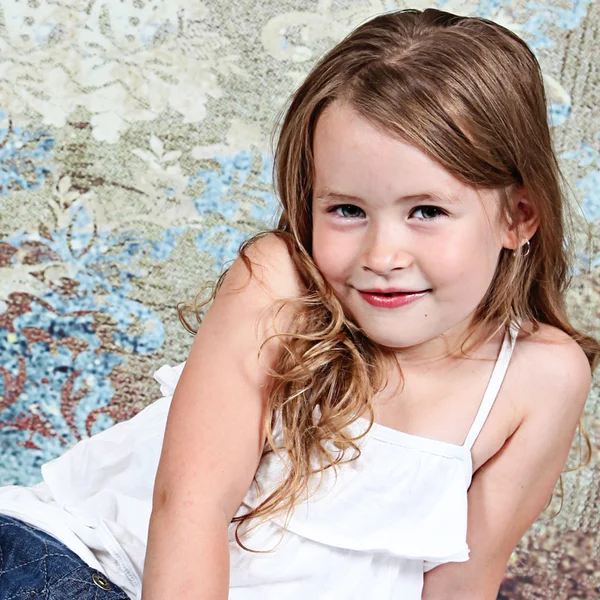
[{"x1": 362, "y1": 225, "x2": 414, "y2": 275}]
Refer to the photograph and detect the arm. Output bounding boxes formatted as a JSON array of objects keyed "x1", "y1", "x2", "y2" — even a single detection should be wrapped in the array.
[
  {"x1": 422, "y1": 333, "x2": 592, "y2": 600},
  {"x1": 142, "y1": 234, "x2": 301, "y2": 600}
]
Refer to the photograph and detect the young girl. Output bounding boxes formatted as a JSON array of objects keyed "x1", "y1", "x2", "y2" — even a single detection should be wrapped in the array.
[{"x1": 0, "y1": 7, "x2": 597, "y2": 600}]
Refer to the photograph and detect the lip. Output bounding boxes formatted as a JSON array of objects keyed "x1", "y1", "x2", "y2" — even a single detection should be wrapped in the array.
[
  {"x1": 360, "y1": 288, "x2": 426, "y2": 294},
  {"x1": 358, "y1": 289, "x2": 430, "y2": 309}
]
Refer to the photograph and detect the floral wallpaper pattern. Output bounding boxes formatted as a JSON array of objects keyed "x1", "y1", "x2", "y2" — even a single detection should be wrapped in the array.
[{"x1": 0, "y1": 1, "x2": 598, "y2": 598}]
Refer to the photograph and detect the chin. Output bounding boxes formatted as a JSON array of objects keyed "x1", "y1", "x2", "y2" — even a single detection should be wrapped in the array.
[{"x1": 352, "y1": 326, "x2": 410, "y2": 350}]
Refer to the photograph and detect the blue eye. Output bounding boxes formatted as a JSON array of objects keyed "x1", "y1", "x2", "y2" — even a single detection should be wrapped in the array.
[
  {"x1": 411, "y1": 206, "x2": 447, "y2": 220},
  {"x1": 329, "y1": 204, "x2": 365, "y2": 219}
]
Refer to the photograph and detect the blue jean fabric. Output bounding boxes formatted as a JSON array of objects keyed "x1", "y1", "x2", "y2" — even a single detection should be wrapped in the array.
[{"x1": 0, "y1": 515, "x2": 130, "y2": 600}]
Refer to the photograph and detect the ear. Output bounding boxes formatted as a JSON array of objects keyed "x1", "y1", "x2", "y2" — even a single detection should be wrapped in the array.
[{"x1": 500, "y1": 186, "x2": 540, "y2": 250}]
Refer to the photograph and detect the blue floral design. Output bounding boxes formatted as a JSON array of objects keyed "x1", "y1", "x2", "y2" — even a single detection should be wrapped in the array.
[
  {"x1": 0, "y1": 199, "x2": 179, "y2": 484},
  {"x1": 6, "y1": 208, "x2": 170, "y2": 352},
  {"x1": 0, "y1": 150, "x2": 283, "y2": 485},
  {"x1": 515, "y1": 0, "x2": 594, "y2": 51},
  {"x1": 0, "y1": 110, "x2": 55, "y2": 194},
  {"x1": 192, "y1": 151, "x2": 280, "y2": 272},
  {"x1": 560, "y1": 132, "x2": 600, "y2": 276},
  {"x1": 560, "y1": 133, "x2": 600, "y2": 222}
]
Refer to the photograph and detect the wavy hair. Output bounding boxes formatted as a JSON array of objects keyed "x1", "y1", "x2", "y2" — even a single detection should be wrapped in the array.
[{"x1": 178, "y1": 8, "x2": 600, "y2": 548}]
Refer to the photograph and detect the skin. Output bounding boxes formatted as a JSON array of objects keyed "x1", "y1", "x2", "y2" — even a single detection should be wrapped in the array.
[{"x1": 311, "y1": 100, "x2": 535, "y2": 367}]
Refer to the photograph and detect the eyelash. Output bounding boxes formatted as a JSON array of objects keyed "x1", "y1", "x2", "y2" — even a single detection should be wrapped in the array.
[{"x1": 327, "y1": 204, "x2": 447, "y2": 221}]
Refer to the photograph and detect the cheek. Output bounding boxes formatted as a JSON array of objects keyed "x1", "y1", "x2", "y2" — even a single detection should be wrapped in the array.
[
  {"x1": 311, "y1": 223, "x2": 338, "y2": 277},
  {"x1": 312, "y1": 224, "x2": 359, "y2": 285},
  {"x1": 428, "y1": 228, "x2": 499, "y2": 288}
]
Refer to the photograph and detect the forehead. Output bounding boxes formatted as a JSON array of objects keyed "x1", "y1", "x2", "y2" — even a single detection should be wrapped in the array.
[{"x1": 312, "y1": 102, "x2": 491, "y2": 207}]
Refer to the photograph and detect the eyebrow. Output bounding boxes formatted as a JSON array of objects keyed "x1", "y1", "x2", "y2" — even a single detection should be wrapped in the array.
[{"x1": 314, "y1": 189, "x2": 464, "y2": 205}]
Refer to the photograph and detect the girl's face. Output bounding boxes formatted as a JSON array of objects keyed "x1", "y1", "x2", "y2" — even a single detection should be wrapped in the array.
[{"x1": 311, "y1": 102, "x2": 515, "y2": 363}]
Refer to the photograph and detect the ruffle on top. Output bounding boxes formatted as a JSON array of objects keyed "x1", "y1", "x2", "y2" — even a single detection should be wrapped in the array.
[{"x1": 154, "y1": 361, "x2": 472, "y2": 566}]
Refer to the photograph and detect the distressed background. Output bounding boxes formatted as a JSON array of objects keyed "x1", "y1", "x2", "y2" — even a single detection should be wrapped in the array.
[{"x1": 0, "y1": 1, "x2": 598, "y2": 597}]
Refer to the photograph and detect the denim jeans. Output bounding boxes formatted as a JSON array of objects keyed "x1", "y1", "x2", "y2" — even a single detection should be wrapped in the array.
[{"x1": 0, "y1": 515, "x2": 130, "y2": 600}]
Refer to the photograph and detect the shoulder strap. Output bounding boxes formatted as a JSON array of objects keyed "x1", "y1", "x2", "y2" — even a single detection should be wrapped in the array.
[{"x1": 462, "y1": 321, "x2": 520, "y2": 450}]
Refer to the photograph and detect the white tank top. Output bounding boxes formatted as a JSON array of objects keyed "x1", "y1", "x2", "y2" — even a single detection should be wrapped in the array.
[{"x1": 0, "y1": 321, "x2": 519, "y2": 600}]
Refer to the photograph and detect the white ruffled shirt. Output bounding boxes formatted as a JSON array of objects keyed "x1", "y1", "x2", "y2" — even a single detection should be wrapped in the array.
[{"x1": 0, "y1": 322, "x2": 518, "y2": 599}]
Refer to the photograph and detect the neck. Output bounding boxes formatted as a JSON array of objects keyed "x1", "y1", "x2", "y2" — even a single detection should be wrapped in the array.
[{"x1": 391, "y1": 316, "x2": 504, "y2": 368}]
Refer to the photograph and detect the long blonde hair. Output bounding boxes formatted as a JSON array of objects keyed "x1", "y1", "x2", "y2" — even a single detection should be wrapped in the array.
[{"x1": 179, "y1": 8, "x2": 599, "y2": 549}]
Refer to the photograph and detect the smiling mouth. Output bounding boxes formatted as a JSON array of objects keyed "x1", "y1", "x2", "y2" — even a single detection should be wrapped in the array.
[{"x1": 356, "y1": 288, "x2": 431, "y2": 309}]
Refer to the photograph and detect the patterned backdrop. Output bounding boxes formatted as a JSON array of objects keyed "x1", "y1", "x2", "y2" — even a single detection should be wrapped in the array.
[{"x1": 0, "y1": 1, "x2": 598, "y2": 598}]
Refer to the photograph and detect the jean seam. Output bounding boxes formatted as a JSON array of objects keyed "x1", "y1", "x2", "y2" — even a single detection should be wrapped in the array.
[
  {"x1": 0, "y1": 522, "x2": 47, "y2": 577},
  {"x1": 43, "y1": 536, "x2": 49, "y2": 600},
  {"x1": 0, "y1": 551, "x2": 78, "y2": 577},
  {"x1": 5, "y1": 584, "x2": 39, "y2": 600},
  {"x1": 0, "y1": 520, "x2": 72, "y2": 600},
  {"x1": 0, "y1": 525, "x2": 50, "y2": 600},
  {"x1": 2, "y1": 564, "x2": 114, "y2": 600},
  {"x1": 0, "y1": 519, "x2": 128, "y2": 599},
  {"x1": 51, "y1": 569, "x2": 99, "y2": 590}
]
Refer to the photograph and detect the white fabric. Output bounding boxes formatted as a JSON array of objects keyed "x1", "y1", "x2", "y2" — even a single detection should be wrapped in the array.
[{"x1": 0, "y1": 322, "x2": 519, "y2": 600}]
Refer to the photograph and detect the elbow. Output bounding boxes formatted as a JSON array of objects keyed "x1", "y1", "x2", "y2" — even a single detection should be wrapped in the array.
[{"x1": 150, "y1": 484, "x2": 231, "y2": 529}]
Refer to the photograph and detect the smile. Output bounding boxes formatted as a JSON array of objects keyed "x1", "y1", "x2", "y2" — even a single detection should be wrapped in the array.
[{"x1": 358, "y1": 289, "x2": 429, "y2": 309}]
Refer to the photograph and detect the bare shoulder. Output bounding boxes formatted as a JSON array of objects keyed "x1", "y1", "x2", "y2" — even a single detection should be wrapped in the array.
[
  {"x1": 227, "y1": 232, "x2": 303, "y2": 301},
  {"x1": 513, "y1": 321, "x2": 592, "y2": 418},
  {"x1": 207, "y1": 232, "x2": 304, "y2": 369}
]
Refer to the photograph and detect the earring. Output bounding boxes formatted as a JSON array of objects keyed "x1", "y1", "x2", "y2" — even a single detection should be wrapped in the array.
[{"x1": 513, "y1": 239, "x2": 531, "y2": 257}]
